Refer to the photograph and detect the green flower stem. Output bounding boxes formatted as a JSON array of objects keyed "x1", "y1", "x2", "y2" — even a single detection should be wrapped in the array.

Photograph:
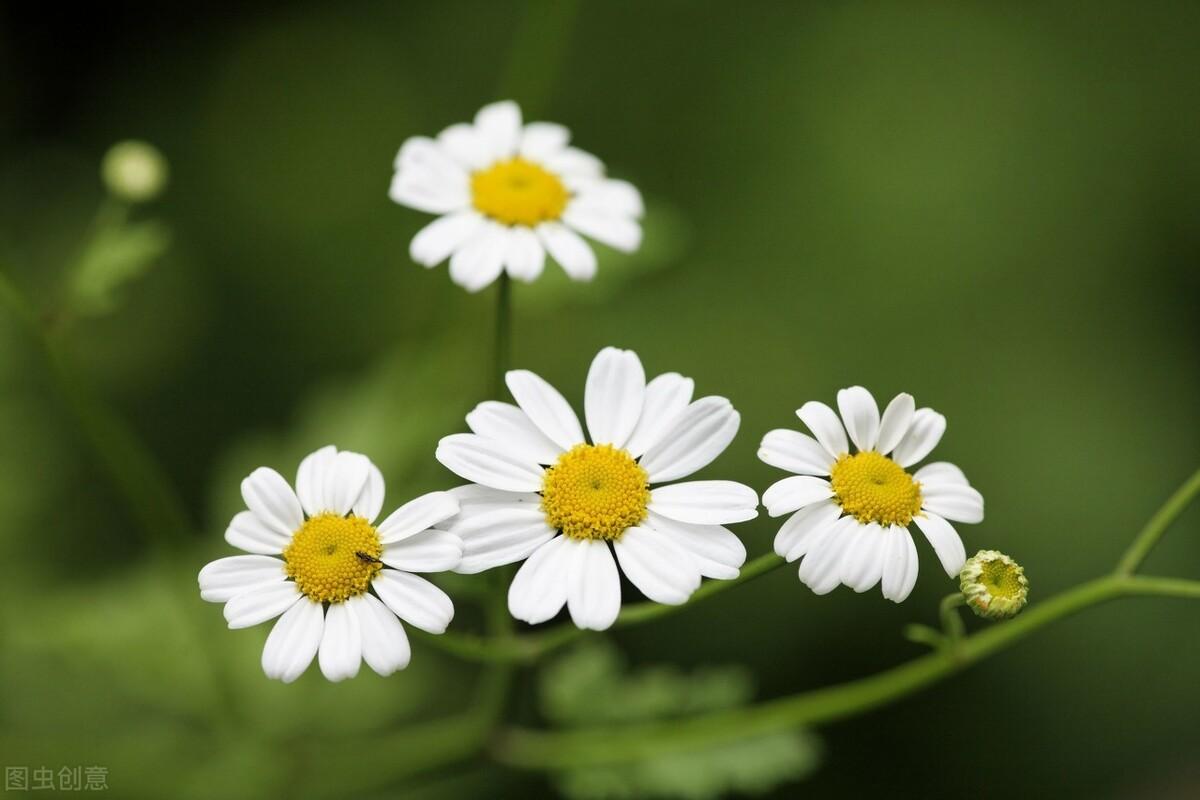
[
  {"x1": 491, "y1": 573, "x2": 1200, "y2": 770},
  {"x1": 938, "y1": 593, "x2": 966, "y2": 649},
  {"x1": 1115, "y1": 466, "x2": 1200, "y2": 576},
  {"x1": 492, "y1": 273, "x2": 512, "y2": 397}
]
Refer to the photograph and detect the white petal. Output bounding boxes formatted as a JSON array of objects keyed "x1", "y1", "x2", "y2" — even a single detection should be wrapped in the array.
[
  {"x1": 394, "y1": 136, "x2": 469, "y2": 185},
  {"x1": 913, "y1": 461, "x2": 969, "y2": 489},
  {"x1": 199, "y1": 555, "x2": 286, "y2": 602},
  {"x1": 372, "y1": 569, "x2": 455, "y2": 634},
  {"x1": 798, "y1": 517, "x2": 856, "y2": 595},
  {"x1": 762, "y1": 475, "x2": 834, "y2": 517},
  {"x1": 646, "y1": 511, "x2": 746, "y2": 580},
  {"x1": 639, "y1": 397, "x2": 739, "y2": 482},
  {"x1": 881, "y1": 525, "x2": 919, "y2": 603},
  {"x1": 467, "y1": 401, "x2": 562, "y2": 465},
  {"x1": 922, "y1": 484, "x2": 984, "y2": 524},
  {"x1": 570, "y1": 178, "x2": 644, "y2": 218},
  {"x1": 796, "y1": 401, "x2": 850, "y2": 460},
  {"x1": 876, "y1": 393, "x2": 916, "y2": 455},
  {"x1": 381, "y1": 529, "x2": 463, "y2": 573},
  {"x1": 441, "y1": 484, "x2": 541, "y2": 521},
  {"x1": 508, "y1": 536, "x2": 572, "y2": 624},
  {"x1": 353, "y1": 461, "x2": 386, "y2": 523},
  {"x1": 295, "y1": 445, "x2": 337, "y2": 518},
  {"x1": 757, "y1": 429, "x2": 834, "y2": 476},
  {"x1": 261, "y1": 598, "x2": 324, "y2": 683},
  {"x1": 224, "y1": 581, "x2": 301, "y2": 629},
  {"x1": 240, "y1": 467, "x2": 303, "y2": 537},
  {"x1": 566, "y1": 538, "x2": 621, "y2": 631},
  {"x1": 388, "y1": 171, "x2": 468, "y2": 214},
  {"x1": 892, "y1": 409, "x2": 947, "y2": 467},
  {"x1": 224, "y1": 510, "x2": 290, "y2": 555},
  {"x1": 503, "y1": 225, "x2": 546, "y2": 283},
  {"x1": 449, "y1": 505, "x2": 557, "y2": 574},
  {"x1": 410, "y1": 211, "x2": 486, "y2": 267},
  {"x1": 538, "y1": 222, "x2": 597, "y2": 281},
  {"x1": 449, "y1": 223, "x2": 507, "y2": 292},
  {"x1": 436, "y1": 433, "x2": 545, "y2": 492},
  {"x1": 437, "y1": 122, "x2": 492, "y2": 170},
  {"x1": 544, "y1": 147, "x2": 604, "y2": 179},
  {"x1": 318, "y1": 602, "x2": 362, "y2": 682},
  {"x1": 505, "y1": 369, "x2": 585, "y2": 451},
  {"x1": 773, "y1": 500, "x2": 841, "y2": 562},
  {"x1": 625, "y1": 372, "x2": 694, "y2": 457},
  {"x1": 837, "y1": 386, "x2": 881, "y2": 453},
  {"x1": 584, "y1": 347, "x2": 646, "y2": 448},
  {"x1": 913, "y1": 513, "x2": 967, "y2": 577},
  {"x1": 562, "y1": 205, "x2": 642, "y2": 252},
  {"x1": 474, "y1": 100, "x2": 522, "y2": 160},
  {"x1": 519, "y1": 121, "x2": 571, "y2": 160},
  {"x1": 649, "y1": 480, "x2": 759, "y2": 525},
  {"x1": 377, "y1": 490, "x2": 461, "y2": 543},
  {"x1": 323, "y1": 450, "x2": 372, "y2": 516},
  {"x1": 349, "y1": 592, "x2": 411, "y2": 676},
  {"x1": 614, "y1": 526, "x2": 702, "y2": 604},
  {"x1": 840, "y1": 522, "x2": 886, "y2": 593}
]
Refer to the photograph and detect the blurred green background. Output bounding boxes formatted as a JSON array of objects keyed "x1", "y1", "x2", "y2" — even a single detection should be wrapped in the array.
[{"x1": 2, "y1": 1, "x2": 1198, "y2": 797}]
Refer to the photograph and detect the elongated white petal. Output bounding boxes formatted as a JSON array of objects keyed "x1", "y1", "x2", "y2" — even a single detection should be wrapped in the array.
[
  {"x1": 646, "y1": 511, "x2": 746, "y2": 580},
  {"x1": 922, "y1": 484, "x2": 984, "y2": 524},
  {"x1": 570, "y1": 178, "x2": 644, "y2": 218},
  {"x1": 467, "y1": 401, "x2": 562, "y2": 465},
  {"x1": 892, "y1": 409, "x2": 947, "y2": 467},
  {"x1": 798, "y1": 517, "x2": 856, "y2": 595},
  {"x1": 450, "y1": 505, "x2": 557, "y2": 574},
  {"x1": 504, "y1": 225, "x2": 546, "y2": 283},
  {"x1": 649, "y1": 480, "x2": 758, "y2": 525},
  {"x1": 353, "y1": 461, "x2": 386, "y2": 523},
  {"x1": 614, "y1": 526, "x2": 701, "y2": 604},
  {"x1": 508, "y1": 536, "x2": 572, "y2": 624},
  {"x1": 773, "y1": 500, "x2": 841, "y2": 562},
  {"x1": 323, "y1": 450, "x2": 372, "y2": 517},
  {"x1": 439, "y1": 484, "x2": 541, "y2": 525},
  {"x1": 566, "y1": 538, "x2": 621, "y2": 631},
  {"x1": 913, "y1": 512, "x2": 967, "y2": 576},
  {"x1": 381, "y1": 529, "x2": 463, "y2": 572},
  {"x1": 913, "y1": 461, "x2": 969, "y2": 489},
  {"x1": 639, "y1": 397, "x2": 739, "y2": 482},
  {"x1": 538, "y1": 222, "x2": 597, "y2": 280},
  {"x1": 837, "y1": 386, "x2": 880, "y2": 453},
  {"x1": 388, "y1": 171, "x2": 468, "y2": 214},
  {"x1": 372, "y1": 569, "x2": 455, "y2": 634},
  {"x1": 318, "y1": 602, "x2": 362, "y2": 682},
  {"x1": 762, "y1": 475, "x2": 834, "y2": 518},
  {"x1": 377, "y1": 490, "x2": 460, "y2": 543},
  {"x1": 840, "y1": 522, "x2": 886, "y2": 593},
  {"x1": 758, "y1": 429, "x2": 834, "y2": 476},
  {"x1": 876, "y1": 393, "x2": 916, "y2": 455},
  {"x1": 437, "y1": 123, "x2": 492, "y2": 170},
  {"x1": 224, "y1": 581, "x2": 301, "y2": 629},
  {"x1": 241, "y1": 467, "x2": 303, "y2": 537},
  {"x1": 295, "y1": 446, "x2": 337, "y2": 518},
  {"x1": 261, "y1": 598, "x2": 324, "y2": 683},
  {"x1": 584, "y1": 347, "x2": 646, "y2": 448},
  {"x1": 449, "y1": 223, "x2": 507, "y2": 292},
  {"x1": 881, "y1": 525, "x2": 919, "y2": 603},
  {"x1": 796, "y1": 401, "x2": 849, "y2": 460},
  {"x1": 410, "y1": 211, "x2": 486, "y2": 267},
  {"x1": 625, "y1": 372, "x2": 694, "y2": 457},
  {"x1": 519, "y1": 121, "x2": 570, "y2": 160},
  {"x1": 474, "y1": 100, "x2": 522, "y2": 160},
  {"x1": 544, "y1": 147, "x2": 604, "y2": 179},
  {"x1": 436, "y1": 433, "x2": 545, "y2": 492},
  {"x1": 562, "y1": 205, "x2": 642, "y2": 252},
  {"x1": 394, "y1": 136, "x2": 469, "y2": 185},
  {"x1": 505, "y1": 369, "x2": 585, "y2": 450},
  {"x1": 350, "y1": 593, "x2": 411, "y2": 676},
  {"x1": 225, "y1": 510, "x2": 290, "y2": 555},
  {"x1": 199, "y1": 555, "x2": 286, "y2": 602}
]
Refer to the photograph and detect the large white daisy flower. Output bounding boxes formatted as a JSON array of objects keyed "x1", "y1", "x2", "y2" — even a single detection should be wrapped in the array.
[
  {"x1": 390, "y1": 100, "x2": 644, "y2": 292},
  {"x1": 198, "y1": 446, "x2": 464, "y2": 682},
  {"x1": 758, "y1": 387, "x2": 984, "y2": 602},
  {"x1": 434, "y1": 347, "x2": 758, "y2": 631}
]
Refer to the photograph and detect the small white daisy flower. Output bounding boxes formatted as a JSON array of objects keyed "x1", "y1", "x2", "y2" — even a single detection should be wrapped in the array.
[
  {"x1": 390, "y1": 100, "x2": 644, "y2": 292},
  {"x1": 758, "y1": 387, "x2": 984, "y2": 602},
  {"x1": 434, "y1": 347, "x2": 758, "y2": 631},
  {"x1": 198, "y1": 446, "x2": 463, "y2": 682}
]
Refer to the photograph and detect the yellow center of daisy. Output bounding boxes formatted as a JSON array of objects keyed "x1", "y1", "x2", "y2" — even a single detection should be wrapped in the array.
[
  {"x1": 541, "y1": 444, "x2": 650, "y2": 541},
  {"x1": 829, "y1": 451, "x2": 923, "y2": 527},
  {"x1": 283, "y1": 513, "x2": 382, "y2": 603},
  {"x1": 979, "y1": 558, "x2": 1023, "y2": 600},
  {"x1": 471, "y1": 157, "x2": 569, "y2": 226}
]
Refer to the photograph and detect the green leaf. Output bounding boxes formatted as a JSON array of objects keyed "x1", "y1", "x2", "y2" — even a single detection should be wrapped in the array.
[{"x1": 68, "y1": 219, "x2": 171, "y2": 316}]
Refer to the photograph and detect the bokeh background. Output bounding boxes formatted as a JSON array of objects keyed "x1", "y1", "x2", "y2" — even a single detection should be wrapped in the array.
[{"x1": 2, "y1": 1, "x2": 1198, "y2": 797}]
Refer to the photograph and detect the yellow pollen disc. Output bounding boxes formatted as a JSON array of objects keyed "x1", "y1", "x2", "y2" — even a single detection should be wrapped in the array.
[
  {"x1": 471, "y1": 158, "x2": 569, "y2": 226},
  {"x1": 829, "y1": 451, "x2": 923, "y2": 527},
  {"x1": 979, "y1": 559, "x2": 1023, "y2": 600},
  {"x1": 283, "y1": 513, "x2": 382, "y2": 603},
  {"x1": 541, "y1": 444, "x2": 650, "y2": 541}
]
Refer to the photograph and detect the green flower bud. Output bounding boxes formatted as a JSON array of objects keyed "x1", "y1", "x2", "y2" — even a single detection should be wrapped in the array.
[
  {"x1": 959, "y1": 550, "x2": 1028, "y2": 620},
  {"x1": 102, "y1": 140, "x2": 168, "y2": 203}
]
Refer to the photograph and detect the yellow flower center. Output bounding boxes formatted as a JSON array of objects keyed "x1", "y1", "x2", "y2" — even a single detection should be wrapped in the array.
[
  {"x1": 541, "y1": 444, "x2": 650, "y2": 541},
  {"x1": 979, "y1": 559, "x2": 1023, "y2": 600},
  {"x1": 471, "y1": 158, "x2": 569, "y2": 226},
  {"x1": 283, "y1": 513, "x2": 382, "y2": 603},
  {"x1": 829, "y1": 451, "x2": 923, "y2": 527}
]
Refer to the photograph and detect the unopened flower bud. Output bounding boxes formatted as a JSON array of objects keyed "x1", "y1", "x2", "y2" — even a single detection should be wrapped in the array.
[
  {"x1": 959, "y1": 550, "x2": 1028, "y2": 620},
  {"x1": 102, "y1": 140, "x2": 167, "y2": 203}
]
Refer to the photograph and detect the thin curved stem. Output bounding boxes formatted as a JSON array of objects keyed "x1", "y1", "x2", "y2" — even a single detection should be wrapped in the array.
[{"x1": 1115, "y1": 466, "x2": 1200, "y2": 576}]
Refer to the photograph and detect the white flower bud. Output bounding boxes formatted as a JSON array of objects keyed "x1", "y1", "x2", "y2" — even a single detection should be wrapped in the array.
[{"x1": 102, "y1": 140, "x2": 168, "y2": 203}]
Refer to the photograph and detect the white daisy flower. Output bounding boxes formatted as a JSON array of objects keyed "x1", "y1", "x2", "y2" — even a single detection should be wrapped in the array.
[
  {"x1": 434, "y1": 347, "x2": 758, "y2": 631},
  {"x1": 198, "y1": 446, "x2": 464, "y2": 682},
  {"x1": 758, "y1": 387, "x2": 984, "y2": 602},
  {"x1": 390, "y1": 100, "x2": 644, "y2": 292}
]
